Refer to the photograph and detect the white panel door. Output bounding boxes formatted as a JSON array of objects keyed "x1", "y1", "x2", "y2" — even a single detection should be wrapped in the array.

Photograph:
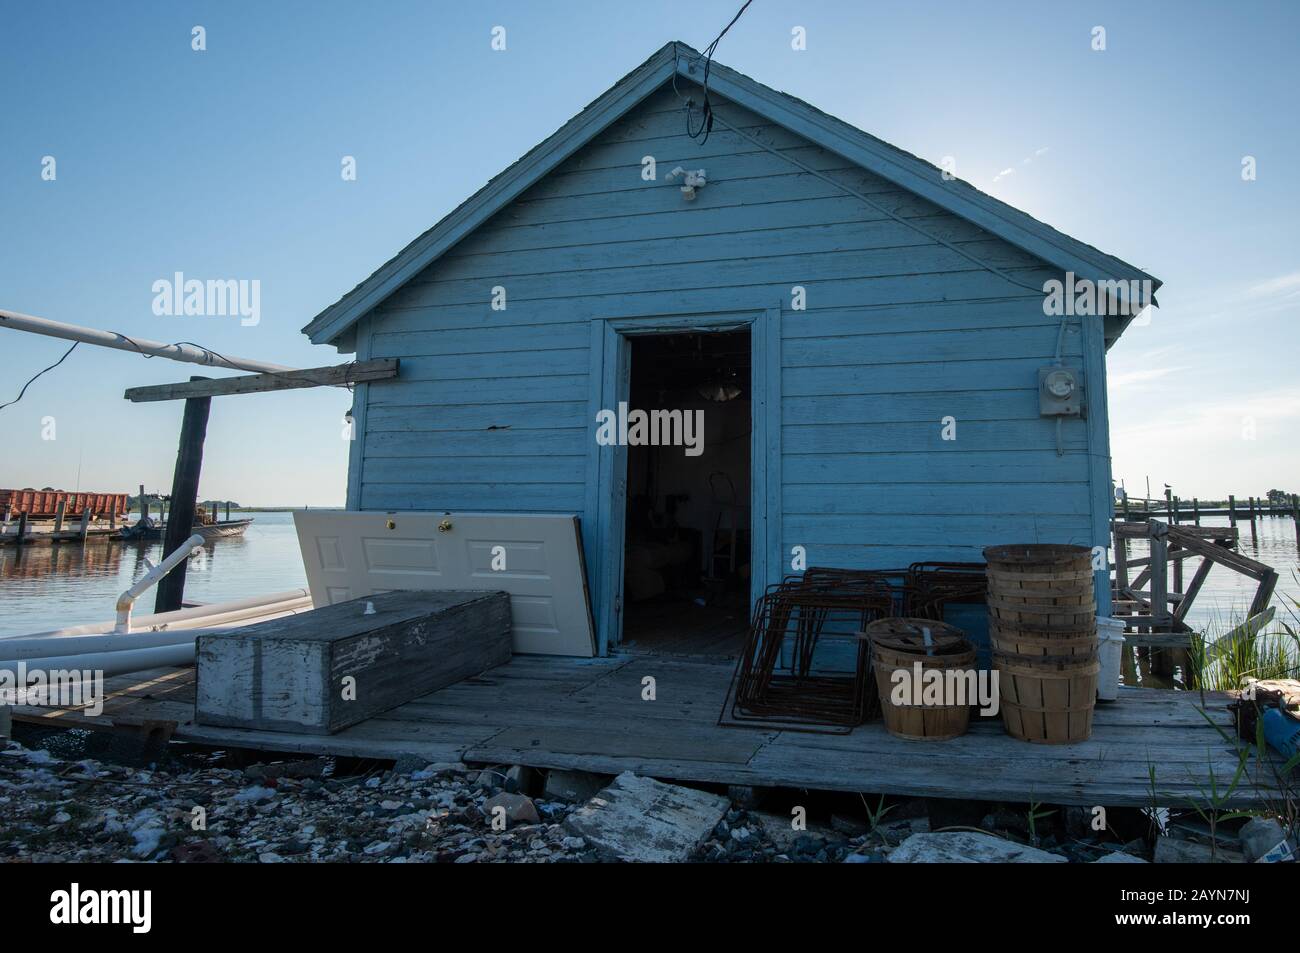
[{"x1": 294, "y1": 511, "x2": 596, "y2": 657}]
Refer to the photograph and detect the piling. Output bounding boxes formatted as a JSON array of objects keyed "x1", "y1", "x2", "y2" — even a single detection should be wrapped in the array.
[
  {"x1": 15, "y1": 512, "x2": 28, "y2": 545},
  {"x1": 155, "y1": 378, "x2": 212, "y2": 613},
  {"x1": 78, "y1": 508, "x2": 90, "y2": 542},
  {"x1": 1192, "y1": 498, "x2": 1201, "y2": 525},
  {"x1": 1228, "y1": 495, "x2": 1237, "y2": 528},
  {"x1": 1248, "y1": 497, "x2": 1258, "y2": 543}
]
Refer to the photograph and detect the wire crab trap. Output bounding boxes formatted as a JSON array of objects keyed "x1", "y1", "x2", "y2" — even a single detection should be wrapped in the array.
[
  {"x1": 904, "y1": 562, "x2": 988, "y2": 619},
  {"x1": 719, "y1": 569, "x2": 900, "y2": 734}
]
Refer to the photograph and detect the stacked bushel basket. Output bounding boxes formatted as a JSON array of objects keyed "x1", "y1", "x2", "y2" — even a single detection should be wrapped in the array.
[{"x1": 984, "y1": 544, "x2": 1099, "y2": 744}]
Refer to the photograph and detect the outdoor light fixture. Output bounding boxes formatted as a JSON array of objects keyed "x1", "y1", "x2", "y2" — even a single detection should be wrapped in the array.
[{"x1": 665, "y1": 166, "x2": 707, "y2": 200}]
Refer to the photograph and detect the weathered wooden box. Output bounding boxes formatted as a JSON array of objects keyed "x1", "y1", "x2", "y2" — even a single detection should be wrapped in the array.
[{"x1": 195, "y1": 589, "x2": 512, "y2": 734}]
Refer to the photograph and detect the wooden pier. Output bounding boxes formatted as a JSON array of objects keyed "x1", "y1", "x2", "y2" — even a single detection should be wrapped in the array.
[
  {"x1": 1111, "y1": 519, "x2": 1280, "y2": 650},
  {"x1": 11, "y1": 656, "x2": 1282, "y2": 808},
  {"x1": 0, "y1": 514, "x2": 121, "y2": 546}
]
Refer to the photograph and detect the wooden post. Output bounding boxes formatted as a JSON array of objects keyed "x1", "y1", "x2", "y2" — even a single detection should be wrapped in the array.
[
  {"x1": 1149, "y1": 520, "x2": 1169, "y2": 631},
  {"x1": 1172, "y1": 495, "x2": 1181, "y2": 525},
  {"x1": 53, "y1": 500, "x2": 66, "y2": 534},
  {"x1": 16, "y1": 512, "x2": 27, "y2": 545},
  {"x1": 1292, "y1": 494, "x2": 1300, "y2": 547},
  {"x1": 1192, "y1": 498, "x2": 1200, "y2": 525},
  {"x1": 1165, "y1": 487, "x2": 1173, "y2": 521},
  {"x1": 139, "y1": 483, "x2": 148, "y2": 522},
  {"x1": 155, "y1": 379, "x2": 211, "y2": 613},
  {"x1": 1228, "y1": 495, "x2": 1237, "y2": 528},
  {"x1": 78, "y1": 508, "x2": 90, "y2": 541},
  {"x1": 1248, "y1": 496, "x2": 1258, "y2": 543},
  {"x1": 225, "y1": 500, "x2": 231, "y2": 522},
  {"x1": 1172, "y1": 540, "x2": 1183, "y2": 599},
  {"x1": 1122, "y1": 493, "x2": 1131, "y2": 520}
]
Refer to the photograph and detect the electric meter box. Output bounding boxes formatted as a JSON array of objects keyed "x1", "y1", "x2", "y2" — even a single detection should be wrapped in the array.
[{"x1": 1038, "y1": 366, "x2": 1083, "y2": 416}]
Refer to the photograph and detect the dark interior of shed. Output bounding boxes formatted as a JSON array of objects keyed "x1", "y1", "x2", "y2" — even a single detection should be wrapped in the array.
[{"x1": 619, "y1": 330, "x2": 752, "y2": 656}]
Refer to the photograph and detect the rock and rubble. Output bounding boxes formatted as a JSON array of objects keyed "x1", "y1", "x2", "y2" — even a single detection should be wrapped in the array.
[
  {"x1": 0, "y1": 741, "x2": 592, "y2": 864},
  {"x1": 0, "y1": 739, "x2": 1286, "y2": 863}
]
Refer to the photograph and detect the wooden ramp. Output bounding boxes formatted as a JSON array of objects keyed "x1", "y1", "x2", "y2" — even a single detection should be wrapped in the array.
[{"x1": 11, "y1": 655, "x2": 1281, "y2": 808}]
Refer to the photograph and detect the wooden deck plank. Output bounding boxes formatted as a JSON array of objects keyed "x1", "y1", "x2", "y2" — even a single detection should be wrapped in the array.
[{"x1": 7, "y1": 656, "x2": 1280, "y2": 807}]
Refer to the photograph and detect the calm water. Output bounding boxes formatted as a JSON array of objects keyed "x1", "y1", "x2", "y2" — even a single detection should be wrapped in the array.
[
  {"x1": 1121, "y1": 514, "x2": 1300, "y2": 630},
  {"x1": 0, "y1": 511, "x2": 310, "y2": 637},
  {"x1": 1, "y1": 510, "x2": 1297, "y2": 640}
]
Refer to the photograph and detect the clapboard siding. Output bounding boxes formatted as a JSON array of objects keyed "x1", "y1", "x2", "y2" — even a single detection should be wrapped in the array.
[
  {"x1": 362, "y1": 483, "x2": 585, "y2": 512},
  {"x1": 784, "y1": 483, "x2": 1091, "y2": 516},
  {"x1": 399, "y1": 244, "x2": 1045, "y2": 305},
  {"x1": 441, "y1": 200, "x2": 960, "y2": 258},
  {"x1": 783, "y1": 451, "x2": 1085, "y2": 485},
  {"x1": 353, "y1": 82, "x2": 1103, "y2": 607},
  {"x1": 432, "y1": 218, "x2": 997, "y2": 279},
  {"x1": 367, "y1": 401, "x2": 587, "y2": 431},
  {"x1": 784, "y1": 356, "x2": 1081, "y2": 398}
]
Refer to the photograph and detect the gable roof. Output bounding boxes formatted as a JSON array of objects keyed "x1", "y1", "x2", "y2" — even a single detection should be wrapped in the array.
[{"x1": 303, "y1": 41, "x2": 1160, "y2": 349}]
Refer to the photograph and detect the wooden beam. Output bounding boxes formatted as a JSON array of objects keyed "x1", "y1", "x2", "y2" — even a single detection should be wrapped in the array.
[
  {"x1": 155, "y1": 378, "x2": 211, "y2": 613},
  {"x1": 1148, "y1": 521, "x2": 1170, "y2": 630},
  {"x1": 1173, "y1": 557, "x2": 1214, "y2": 623},
  {"x1": 124, "y1": 358, "x2": 398, "y2": 403}
]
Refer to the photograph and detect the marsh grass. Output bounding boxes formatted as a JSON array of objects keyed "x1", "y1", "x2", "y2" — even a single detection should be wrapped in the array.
[{"x1": 1188, "y1": 581, "x2": 1300, "y2": 692}]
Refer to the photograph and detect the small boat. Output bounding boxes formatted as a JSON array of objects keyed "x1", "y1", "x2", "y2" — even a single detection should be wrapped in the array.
[{"x1": 120, "y1": 515, "x2": 253, "y2": 541}]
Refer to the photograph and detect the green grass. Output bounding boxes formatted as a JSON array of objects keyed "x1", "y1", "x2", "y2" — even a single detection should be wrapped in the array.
[{"x1": 1189, "y1": 581, "x2": 1300, "y2": 692}]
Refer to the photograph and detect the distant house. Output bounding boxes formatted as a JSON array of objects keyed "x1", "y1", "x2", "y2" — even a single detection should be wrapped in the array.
[{"x1": 302, "y1": 42, "x2": 1159, "y2": 655}]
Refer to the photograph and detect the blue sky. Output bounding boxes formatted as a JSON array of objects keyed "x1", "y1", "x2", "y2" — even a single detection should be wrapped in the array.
[{"x1": 1, "y1": 0, "x2": 1297, "y2": 504}]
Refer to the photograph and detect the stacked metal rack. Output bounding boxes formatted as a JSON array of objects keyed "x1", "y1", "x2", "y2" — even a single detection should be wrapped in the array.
[
  {"x1": 720, "y1": 563, "x2": 992, "y2": 734},
  {"x1": 720, "y1": 568, "x2": 900, "y2": 734}
]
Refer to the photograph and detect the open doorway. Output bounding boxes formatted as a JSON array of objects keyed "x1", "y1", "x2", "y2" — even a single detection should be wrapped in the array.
[{"x1": 619, "y1": 330, "x2": 751, "y2": 656}]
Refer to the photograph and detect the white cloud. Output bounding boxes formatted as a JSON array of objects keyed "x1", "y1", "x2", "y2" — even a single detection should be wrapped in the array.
[
  {"x1": 1108, "y1": 365, "x2": 1188, "y2": 391},
  {"x1": 994, "y1": 146, "x2": 1050, "y2": 182},
  {"x1": 1246, "y1": 270, "x2": 1300, "y2": 300}
]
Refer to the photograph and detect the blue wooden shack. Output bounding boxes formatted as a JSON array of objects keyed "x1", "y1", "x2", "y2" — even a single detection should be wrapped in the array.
[{"x1": 302, "y1": 42, "x2": 1160, "y2": 656}]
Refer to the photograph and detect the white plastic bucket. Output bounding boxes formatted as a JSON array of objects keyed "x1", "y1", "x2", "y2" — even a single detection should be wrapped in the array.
[{"x1": 1096, "y1": 616, "x2": 1127, "y2": 702}]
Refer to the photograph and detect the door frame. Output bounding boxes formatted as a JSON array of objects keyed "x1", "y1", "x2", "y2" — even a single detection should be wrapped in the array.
[{"x1": 583, "y1": 307, "x2": 782, "y2": 655}]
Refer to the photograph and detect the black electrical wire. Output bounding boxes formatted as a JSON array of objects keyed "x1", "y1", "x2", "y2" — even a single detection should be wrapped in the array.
[
  {"x1": 0, "y1": 341, "x2": 78, "y2": 412},
  {"x1": 0, "y1": 331, "x2": 355, "y2": 414},
  {"x1": 684, "y1": 0, "x2": 754, "y2": 145}
]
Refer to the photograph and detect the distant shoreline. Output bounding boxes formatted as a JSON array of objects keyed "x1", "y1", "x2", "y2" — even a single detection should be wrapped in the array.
[{"x1": 229, "y1": 506, "x2": 343, "y2": 513}]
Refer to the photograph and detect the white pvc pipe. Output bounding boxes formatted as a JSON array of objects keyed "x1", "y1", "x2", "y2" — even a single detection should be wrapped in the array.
[
  {"x1": 0, "y1": 598, "x2": 313, "y2": 659},
  {"x1": 114, "y1": 533, "x2": 206, "y2": 633},
  {"x1": 1, "y1": 630, "x2": 206, "y2": 661},
  {"x1": 1, "y1": 642, "x2": 202, "y2": 681},
  {"x1": 3, "y1": 589, "x2": 312, "y2": 640},
  {"x1": 0, "y1": 309, "x2": 295, "y2": 375},
  {"x1": 0, "y1": 602, "x2": 313, "y2": 678}
]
